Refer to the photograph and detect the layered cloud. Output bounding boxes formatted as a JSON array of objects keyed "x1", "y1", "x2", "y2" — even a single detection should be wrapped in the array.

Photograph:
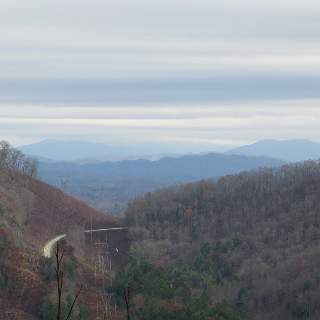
[
  {"x1": 1, "y1": 0, "x2": 320, "y2": 79},
  {"x1": 0, "y1": 0, "x2": 319, "y2": 147},
  {"x1": 1, "y1": 101, "x2": 320, "y2": 148}
]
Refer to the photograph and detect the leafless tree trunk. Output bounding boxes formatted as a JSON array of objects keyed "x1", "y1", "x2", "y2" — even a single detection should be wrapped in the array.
[
  {"x1": 123, "y1": 286, "x2": 131, "y2": 320},
  {"x1": 55, "y1": 243, "x2": 83, "y2": 320},
  {"x1": 55, "y1": 244, "x2": 64, "y2": 320}
]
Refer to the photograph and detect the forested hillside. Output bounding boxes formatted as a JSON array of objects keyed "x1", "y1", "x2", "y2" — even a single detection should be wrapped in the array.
[
  {"x1": 0, "y1": 167, "x2": 125, "y2": 319},
  {"x1": 0, "y1": 140, "x2": 38, "y2": 177},
  {"x1": 123, "y1": 161, "x2": 320, "y2": 319},
  {"x1": 0, "y1": 142, "x2": 127, "y2": 319}
]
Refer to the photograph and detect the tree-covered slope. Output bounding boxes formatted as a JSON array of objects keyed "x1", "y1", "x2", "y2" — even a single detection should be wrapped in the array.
[
  {"x1": 124, "y1": 161, "x2": 320, "y2": 319},
  {"x1": 0, "y1": 167, "x2": 124, "y2": 319}
]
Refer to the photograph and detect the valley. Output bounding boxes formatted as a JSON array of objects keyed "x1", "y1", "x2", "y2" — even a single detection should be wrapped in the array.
[
  {"x1": 2, "y1": 141, "x2": 320, "y2": 319},
  {"x1": 23, "y1": 138, "x2": 320, "y2": 217},
  {"x1": 37, "y1": 152, "x2": 284, "y2": 216},
  {"x1": 1, "y1": 0, "x2": 318, "y2": 317}
]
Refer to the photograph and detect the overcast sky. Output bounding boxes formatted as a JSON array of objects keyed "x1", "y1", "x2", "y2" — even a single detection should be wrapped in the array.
[{"x1": 1, "y1": 0, "x2": 320, "y2": 150}]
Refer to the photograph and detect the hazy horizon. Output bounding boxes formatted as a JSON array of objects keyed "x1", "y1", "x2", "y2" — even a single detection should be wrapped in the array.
[
  {"x1": 13, "y1": 138, "x2": 320, "y2": 164},
  {"x1": 1, "y1": 0, "x2": 320, "y2": 148}
]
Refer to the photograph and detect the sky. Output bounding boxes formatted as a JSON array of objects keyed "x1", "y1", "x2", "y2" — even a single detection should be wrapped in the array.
[{"x1": 1, "y1": 0, "x2": 320, "y2": 150}]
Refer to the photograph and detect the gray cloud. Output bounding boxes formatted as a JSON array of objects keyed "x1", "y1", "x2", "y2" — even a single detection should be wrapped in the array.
[
  {"x1": 2, "y1": 101, "x2": 320, "y2": 149},
  {"x1": 0, "y1": 0, "x2": 320, "y2": 147},
  {"x1": 1, "y1": 0, "x2": 320, "y2": 80},
  {"x1": 0, "y1": 75, "x2": 319, "y2": 106}
]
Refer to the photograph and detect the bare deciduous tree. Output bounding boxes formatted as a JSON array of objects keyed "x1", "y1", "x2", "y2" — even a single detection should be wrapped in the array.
[
  {"x1": 0, "y1": 140, "x2": 38, "y2": 177},
  {"x1": 123, "y1": 286, "x2": 131, "y2": 320},
  {"x1": 55, "y1": 243, "x2": 83, "y2": 320}
]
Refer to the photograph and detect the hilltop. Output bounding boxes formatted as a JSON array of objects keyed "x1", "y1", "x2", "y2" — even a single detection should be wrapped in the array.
[
  {"x1": 19, "y1": 139, "x2": 134, "y2": 162},
  {"x1": 227, "y1": 139, "x2": 320, "y2": 162}
]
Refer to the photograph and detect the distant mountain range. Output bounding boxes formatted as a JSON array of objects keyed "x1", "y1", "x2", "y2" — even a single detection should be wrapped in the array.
[
  {"x1": 19, "y1": 139, "x2": 181, "y2": 162},
  {"x1": 227, "y1": 139, "x2": 320, "y2": 162},
  {"x1": 20, "y1": 138, "x2": 320, "y2": 216},
  {"x1": 20, "y1": 139, "x2": 320, "y2": 163},
  {"x1": 38, "y1": 152, "x2": 284, "y2": 215},
  {"x1": 19, "y1": 139, "x2": 140, "y2": 162}
]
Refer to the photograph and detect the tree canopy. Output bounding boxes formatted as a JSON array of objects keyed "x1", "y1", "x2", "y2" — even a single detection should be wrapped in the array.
[{"x1": 0, "y1": 140, "x2": 38, "y2": 177}]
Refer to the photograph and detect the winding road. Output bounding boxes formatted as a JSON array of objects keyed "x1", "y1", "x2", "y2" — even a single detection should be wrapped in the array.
[
  {"x1": 43, "y1": 234, "x2": 66, "y2": 258},
  {"x1": 42, "y1": 227, "x2": 128, "y2": 258}
]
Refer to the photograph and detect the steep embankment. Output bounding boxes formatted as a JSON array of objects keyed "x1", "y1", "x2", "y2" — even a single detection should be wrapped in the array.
[
  {"x1": 125, "y1": 161, "x2": 320, "y2": 320},
  {"x1": 0, "y1": 169, "x2": 124, "y2": 320},
  {"x1": 0, "y1": 169, "x2": 118, "y2": 248}
]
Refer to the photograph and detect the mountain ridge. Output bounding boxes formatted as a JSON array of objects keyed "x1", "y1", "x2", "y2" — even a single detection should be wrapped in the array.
[
  {"x1": 19, "y1": 139, "x2": 184, "y2": 163},
  {"x1": 20, "y1": 138, "x2": 320, "y2": 164},
  {"x1": 227, "y1": 139, "x2": 320, "y2": 162},
  {"x1": 38, "y1": 152, "x2": 285, "y2": 215}
]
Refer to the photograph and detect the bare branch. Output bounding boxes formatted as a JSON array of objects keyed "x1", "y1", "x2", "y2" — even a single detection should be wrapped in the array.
[{"x1": 64, "y1": 285, "x2": 83, "y2": 320}]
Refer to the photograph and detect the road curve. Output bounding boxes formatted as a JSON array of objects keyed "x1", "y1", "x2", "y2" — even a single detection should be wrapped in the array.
[
  {"x1": 43, "y1": 234, "x2": 66, "y2": 258},
  {"x1": 42, "y1": 228, "x2": 127, "y2": 258}
]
